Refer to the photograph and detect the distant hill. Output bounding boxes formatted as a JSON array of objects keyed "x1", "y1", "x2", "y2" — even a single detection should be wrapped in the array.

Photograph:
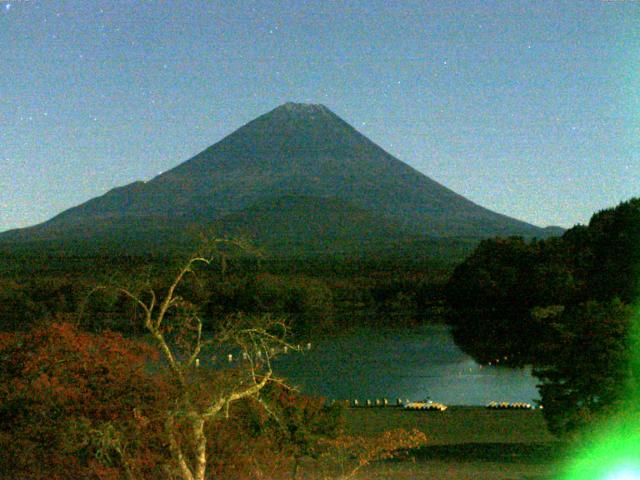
[{"x1": 0, "y1": 102, "x2": 559, "y2": 257}]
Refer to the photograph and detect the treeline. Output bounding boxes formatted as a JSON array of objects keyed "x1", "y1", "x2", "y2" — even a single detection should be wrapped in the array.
[
  {"x1": 0, "y1": 253, "x2": 453, "y2": 334},
  {"x1": 445, "y1": 197, "x2": 640, "y2": 435}
]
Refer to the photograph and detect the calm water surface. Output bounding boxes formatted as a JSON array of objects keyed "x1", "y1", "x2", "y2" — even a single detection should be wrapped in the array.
[{"x1": 273, "y1": 325, "x2": 539, "y2": 406}]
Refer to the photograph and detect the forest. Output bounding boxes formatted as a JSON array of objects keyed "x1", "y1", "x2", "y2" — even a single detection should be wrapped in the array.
[
  {"x1": 446, "y1": 197, "x2": 640, "y2": 436},
  {"x1": 0, "y1": 247, "x2": 454, "y2": 335}
]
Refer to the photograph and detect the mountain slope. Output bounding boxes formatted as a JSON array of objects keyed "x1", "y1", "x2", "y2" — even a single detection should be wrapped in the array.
[
  {"x1": 212, "y1": 194, "x2": 410, "y2": 255},
  {"x1": 0, "y1": 102, "x2": 551, "y2": 253}
]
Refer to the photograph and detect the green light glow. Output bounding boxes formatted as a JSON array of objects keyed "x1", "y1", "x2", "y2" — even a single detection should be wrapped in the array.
[
  {"x1": 560, "y1": 420, "x2": 640, "y2": 479},
  {"x1": 603, "y1": 468, "x2": 640, "y2": 480},
  {"x1": 560, "y1": 308, "x2": 640, "y2": 480}
]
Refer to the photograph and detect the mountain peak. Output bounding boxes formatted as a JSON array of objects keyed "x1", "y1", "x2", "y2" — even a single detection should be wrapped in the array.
[
  {"x1": 267, "y1": 102, "x2": 333, "y2": 120},
  {"x1": 207, "y1": 100, "x2": 357, "y2": 155},
  {"x1": 278, "y1": 102, "x2": 329, "y2": 113}
]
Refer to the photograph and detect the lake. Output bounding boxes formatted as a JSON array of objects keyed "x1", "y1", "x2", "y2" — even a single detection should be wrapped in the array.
[{"x1": 273, "y1": 324, "x2": 540, "y2": 406}]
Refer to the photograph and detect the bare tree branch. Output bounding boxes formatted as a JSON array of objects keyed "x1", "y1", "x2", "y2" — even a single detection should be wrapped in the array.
[{"x1": 94, "y1": 240, "x2": 294, "y2": 480}]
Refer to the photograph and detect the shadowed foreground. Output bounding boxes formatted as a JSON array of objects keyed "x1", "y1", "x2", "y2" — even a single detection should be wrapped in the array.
[{"x1": 318, "y1": 407, "x2": 562, "y2": 480}]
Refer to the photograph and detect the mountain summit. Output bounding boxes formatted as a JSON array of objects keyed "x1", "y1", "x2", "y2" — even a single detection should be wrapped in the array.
[{"x1": 1, "y1": 103, "x2": 549, "y2": 253}]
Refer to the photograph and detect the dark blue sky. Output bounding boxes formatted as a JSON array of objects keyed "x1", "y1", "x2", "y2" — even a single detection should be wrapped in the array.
[{"x1": 1, "y1": 0, "x2": 638, "y2": 232}]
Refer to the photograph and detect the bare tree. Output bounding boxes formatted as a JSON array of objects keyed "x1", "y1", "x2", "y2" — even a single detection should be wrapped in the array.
[{"x1": 104, "y1": 242, "x2": 293, "y2": 480}]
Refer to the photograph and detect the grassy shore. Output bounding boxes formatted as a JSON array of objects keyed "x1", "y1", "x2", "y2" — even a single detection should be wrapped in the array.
[{"x1": 340, "y1": 406, "x2": 564, "y2": 480}]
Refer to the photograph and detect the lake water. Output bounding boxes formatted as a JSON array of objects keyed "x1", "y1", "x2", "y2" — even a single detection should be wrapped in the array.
[{"x1": 273, "y1": 324, "x2": 540, "y2": 406}]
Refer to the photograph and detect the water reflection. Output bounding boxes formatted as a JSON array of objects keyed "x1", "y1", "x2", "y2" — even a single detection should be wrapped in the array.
[{"x1": 273, "y1": 325, "x2": 539, "y2": 405}]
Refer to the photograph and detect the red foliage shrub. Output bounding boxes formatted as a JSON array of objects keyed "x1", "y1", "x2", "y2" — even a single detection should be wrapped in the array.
[{"x1": 0, "y1": 322, "x2": 171, "y2": 479}]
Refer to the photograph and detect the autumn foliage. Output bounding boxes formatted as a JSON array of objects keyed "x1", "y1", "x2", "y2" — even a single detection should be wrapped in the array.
[
  {"x1": 0, "y1": 322, "x2": 171, "y2": 479},
  {"x1": 316, "y1": 428, "x2": 428, "y2": 479},
  {"x1": 0, "y1": 322, "x2": 428, "y2": 479}
]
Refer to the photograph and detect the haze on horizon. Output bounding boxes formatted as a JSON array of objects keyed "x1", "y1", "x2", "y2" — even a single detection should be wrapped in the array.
[{"x1": 1, "y1": 0, "x2": 638, "y2": 233}]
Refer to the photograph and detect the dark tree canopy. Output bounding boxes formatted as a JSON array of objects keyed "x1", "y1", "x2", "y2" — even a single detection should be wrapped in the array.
[
  {"x1": 445, "y1": 198, "x2": 640, "y2": 435},
  {"x1": 533, "y1": 300, "x2": 635, "y2": 436},
  {"x1": 445, "y1": 237, "x2": 540, "y2": 365}
]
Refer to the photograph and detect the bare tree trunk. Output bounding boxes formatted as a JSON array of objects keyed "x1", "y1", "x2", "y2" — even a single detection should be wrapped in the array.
[
  {"x1": 193, "y1": 417, "x2": 207, "y2": 480},
  {"x1": 166, "y1": 414, "x2": 195, "y2": 480}
]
